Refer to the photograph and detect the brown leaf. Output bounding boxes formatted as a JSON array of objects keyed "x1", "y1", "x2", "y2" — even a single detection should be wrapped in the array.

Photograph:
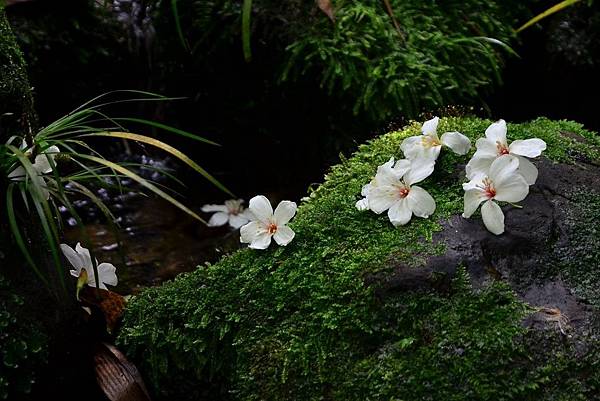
[
  {"x1": 317, "y1": 0, "x2": 335, "y2": 22},
  {"x1": 94, "y1": 343, "x2": 152, "y2": 401},
  {"x1": 79, "y1": 286, "x2": 126, "y2": 334}
]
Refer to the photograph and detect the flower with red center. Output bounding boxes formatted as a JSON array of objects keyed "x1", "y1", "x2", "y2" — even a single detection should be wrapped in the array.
[
  {"x1": 240, "y1": 195, "x2": 297, "y2": 249},
  {"x1": 365, "y1": 157, "x2": 437, "y2": 226},
  {"x1": 400, "y1": 117, "x2": 472, "y2": 161},
  {"x1": 462, "y1": 155, "x2": 529, "y2": 235},
  {"x1": 201, "y1": 199, "x2": 254, "y2": 229},
  {"x1": 466, "y1": 119, "x2": 546, "y2": 185}
]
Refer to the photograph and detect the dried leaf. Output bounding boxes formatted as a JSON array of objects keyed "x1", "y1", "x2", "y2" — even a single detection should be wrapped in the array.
[
  {"x1": 80, "y1": 286, "x2": 126, "y2": 334},
  {"x1": 317, "y1": 0, "x2": 335, "y2": 22},
  {"x1": 94, "y1": 343, "x2": 152, "y2": 401}
]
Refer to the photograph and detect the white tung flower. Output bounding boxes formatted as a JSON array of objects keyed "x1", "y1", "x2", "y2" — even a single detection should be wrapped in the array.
[
  {"x1": 466, "y1": 119, "x2": 546, "y2": 185},
  {"x1": 366, "y1": 157, "x2": 436, "y2": 226},
  {"x1": 8, "y1": 145, "x2": 60, "y2": 200},
  {"x1": 240, "y1": 195, "x2": 297, "y2": 250},
  {"x1": 201, "y1": 199, "x2": 253, "y2": 229},
  {"x1": 60, "y1": 242, "x2": 118, "y2": 290},
  {"x1": 355, "y1": 157, "x2": 398, "y2": 211},
  {"x1": 400, "y1": 117, "x2": 471, "y2": 161},
  {"x1": 462, "y1": 155, "x2": 529, "y2": 235}
]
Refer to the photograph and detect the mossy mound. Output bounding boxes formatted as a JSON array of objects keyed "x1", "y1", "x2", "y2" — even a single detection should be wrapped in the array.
[{"x1": 118, "y1": 117, "x2": 600, "y2": 400}]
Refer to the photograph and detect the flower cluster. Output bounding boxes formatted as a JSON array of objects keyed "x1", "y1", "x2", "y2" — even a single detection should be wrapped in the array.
[
  {"x1": 358, "y1": 117, "x2": 546, "y2": 235},
  {"x1": 462, "y1": 120, "x2": 546, "y2": 234},
  {"x1": 357, "y1": 117, "x2": 470, "y2": 226}
]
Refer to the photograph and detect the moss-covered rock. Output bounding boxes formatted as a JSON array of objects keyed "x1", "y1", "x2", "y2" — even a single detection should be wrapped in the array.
[{"x1": 118, "y1": 117, "x2": 600, "y2": 400}]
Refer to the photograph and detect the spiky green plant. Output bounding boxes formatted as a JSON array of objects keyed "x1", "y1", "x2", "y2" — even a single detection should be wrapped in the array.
[{"x1": 1, "y1": 90, "x2": 231, "y2": 298}]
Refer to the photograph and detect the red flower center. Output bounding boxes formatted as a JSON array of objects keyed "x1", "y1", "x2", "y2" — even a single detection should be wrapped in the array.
[
  {"x1": 482, "y1": 178, "x2": 496, "y2": 199},
  {"x1": 267, "y1": 223, "x2": 278, "y2": 234},
  {"x1": 399, "y1": 187, "x2": 410, "y2": 198},
  {"x1": 496, "y1": 141, "x2": 510, "y2": 155}
]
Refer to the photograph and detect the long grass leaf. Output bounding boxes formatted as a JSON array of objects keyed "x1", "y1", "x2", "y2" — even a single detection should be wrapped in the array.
[
  {"x1": 79, "y1": 131, "x2": 233, "y2": 196},
  {"x1": 6, "y1": 184, "x2": 50, "y2": 288},
  {"x1": 516, "y1": 0, "x2": 581, "y2": 32},
  {"x1": 242, "y1": 0, "x2": 253, "y2": 62},
  {"x1": 112, "y1": 117, "x2": 220, "y2": 146},
  {"x1": 75, "y1": 154, "x2": 207, "y2": 224}
]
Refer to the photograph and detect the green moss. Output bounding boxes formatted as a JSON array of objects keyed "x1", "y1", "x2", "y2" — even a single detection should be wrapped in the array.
[
  {"x1": 118, "y1": 117, "x2": 600, "y2": 400},
  {"x1": 555, "y1": 192, "x2": 600, "y2": 307},
  {"x1": 0, "y1": 8, "x2": 35, "y2": 138},
  {"x1": 0, "y1": 275, "x2": 48, "y2": 400}
]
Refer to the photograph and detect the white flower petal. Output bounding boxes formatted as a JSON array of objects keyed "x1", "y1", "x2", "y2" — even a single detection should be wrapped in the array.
[
  {"x1": 208, "y1": 212, "x2": 229, "y2": 227},
  {"x1": 240, "y1": 221, "x2": 268, "y2": 246},
  {"x1": 229, "y1": 214, "x2": 250, "y2": 229},
  {"x1": 406, "y1": 186, "x2": 436, "y2": 218},
  {"x1": 273, "y1": 201, "x2": 297, "y2": 225},
  {"x1": 361, "y1": 183, "x2": 372, "y2": 197},
  {"x1": 488, "y1": 155, "x2": 520, "y2": 185},
  {"x1": 75, "y1": 242, "x2": 93, "y2": 268},
  {"x1": 440, "y1": 131, "x2": 471, "y2": 155},
  {"x1": 481, "y1": 200, "x2": 505, "y2": 235},
  {"x1": 403, "y1": 158, "x2": 435, "y2": 186},
  {"x1": 400, "y1": 136, "x2": 423, "y2": 159},
  {"x1": 60, "y1": 243, "x2": 84, "y2": 271},
  {"x1": 273, "y1": 225, "x2": 295, "y2": 246},
  {"x1": 516, "y1": 156, "x2": 538, "y2": 185},
  {"x1": 368, "y1": 185, "x2": 399, "y2": 214},
  {"x1": 462, "y1": 188, "x2": 486, "y2": 218},
  {"x1": 421, "y1": 116, "x2": 439, "y2": 136},
  {"x1": 7, "y1": 165, "x2": 26, "y2": 181},
  {"x1": 201, "y1": 204, "x2": 229, "y2": 213},
  {"x1": 248, "y1": 195, "x2": 274, "y2": 224},
  {"x1": 33, "y1": 147, "x2": 58, "y2": 174},
  {"x1": 249, "y1": 233, "x2": 272, "y2": 249},
  {"x1": 392, "y1": 159, "x2": 412, "y2": 178},
  {"x1": 509, "y1": 138, "x2": 546, "y2": 158},
  {"x1": 34, "y1": 174, "x2": 50, "y2": 200},
  {"x1": 355, "y1": 198, "x2": 369, "y2": 211},
  {"x1": 465, "y1": 155, "x2": 494, "y2": 180},
  {"x1": 387, "y1": 199, "x2": 412, "y2": 226},
  {"x1": 472, "y1": 138, "x2": 499, "y2": 159},
  {"x1": 97, "y1": 262, "x2": 118, "y2": 287},
  {"x1": 485, "y1": 119, "x2": 507, "y2": 145},
  {"x1": 494, "y1": 173, "x2": 529, "y2": 203}
]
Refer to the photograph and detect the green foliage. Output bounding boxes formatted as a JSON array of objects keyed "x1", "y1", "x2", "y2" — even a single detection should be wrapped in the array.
[
  {"x1": 0, "y1": 91, "x2": 230, "y2": 297},
  {"x1": 159, "y1": 0, "x2": 530, "y2": 123},
  {"x1": 0, "y1": 274, "x2": 48, "y2": 400},
  {"x1": 118, "y1": 117, "x2": 600, "y2": 400}
]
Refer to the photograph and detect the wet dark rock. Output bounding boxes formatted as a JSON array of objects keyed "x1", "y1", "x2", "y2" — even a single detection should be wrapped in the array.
[{"x1": 371, "y1": 157, "x2": 600, "y2": 336}]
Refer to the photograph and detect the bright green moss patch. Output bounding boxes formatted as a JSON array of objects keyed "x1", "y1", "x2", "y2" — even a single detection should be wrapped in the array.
[{"x1": 118, "y1": 117, "x2": 600, "y2": 400}]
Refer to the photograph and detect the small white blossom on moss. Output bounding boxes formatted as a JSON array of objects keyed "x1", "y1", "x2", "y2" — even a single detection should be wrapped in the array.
[
  {"x1": 466, "y1": 119, "x2": 546, "y2": 185},
  {"x1": 462, "y1": 155, "x2": 529, "y2": 235},
  {"x1": 366, "y1": 157, "x2": 436, "y2": 226},
  {"x1": 401, "y1": 117, "x2": 471, "y2": 160},
  {"x1": 240, "y1": 195, "x2": 297, "y2": 250},
  {"x1": 60, "y1": 242, "x2": 118, "y2": 289},
  {"x1": 8, "y1": 145, "x2": 60, "y2": 200},
  {"x1": 201, "y1": 199, "x2": 253, "y2": 229}
]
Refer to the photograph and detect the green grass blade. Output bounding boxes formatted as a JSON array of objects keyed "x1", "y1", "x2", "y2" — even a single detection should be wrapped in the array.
[
  {"x1": 79, "y1": 131, "x2": 233, "y2": 196},
  {"x1": 242, "y1": 0, "x2": 253, "y2": 62},
  {"x1": 516, "y1": 0, "x2": 582, "y2": 32},
  {"x1": 112, "y1": 117, "x2": 220, "y2": 146},
  {"x1": 6, "y1": 184, "x2": 51, "y2": 288},
  {"x1": 75, "y1": 154, "x2": 207, "y2": 224},
  {"x1": 171, "y1": 0, "x2": 190, "y2": 51}
]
